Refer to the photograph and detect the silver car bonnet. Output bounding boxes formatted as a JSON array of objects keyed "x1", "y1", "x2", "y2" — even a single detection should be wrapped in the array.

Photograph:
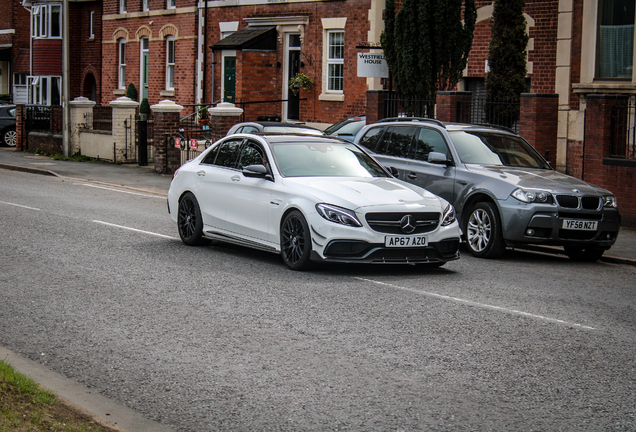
[{"x1": 464, "y1": 165, "x2": 614, "y2": 196}]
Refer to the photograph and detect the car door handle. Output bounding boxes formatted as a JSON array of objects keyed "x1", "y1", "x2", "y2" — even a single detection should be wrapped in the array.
[
  {"x1": 407, "y1": 172, "x2": 417, "y2": 179},
  {"x1": 197, "y1": 170, "x2": 205, "y2": 177},
  {"x1": 459, "y1": 180, "x2": 468, "y2": 185},
  {"x1": 231, "y1": 175, "x2": 241, "y2": 182}
]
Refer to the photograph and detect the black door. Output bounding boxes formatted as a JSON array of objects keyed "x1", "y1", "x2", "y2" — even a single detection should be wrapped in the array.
[{"x1": 287, "y1": 50, "x2": 300, "y2": 121}]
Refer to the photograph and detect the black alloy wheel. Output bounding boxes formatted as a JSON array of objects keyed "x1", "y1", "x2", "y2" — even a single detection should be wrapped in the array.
[
  {"x1": 564, "y1": 246, "x2": 605, "y2": 262},
  {"x1": 280, "y1": 210, "x2": 312, "y2": 270},
  {"x1": 178, "y1": 192, "x2": 205, "y2": 246},
  {"x1": 465, "y1": 201, "x2": 506, "y2": 258}
]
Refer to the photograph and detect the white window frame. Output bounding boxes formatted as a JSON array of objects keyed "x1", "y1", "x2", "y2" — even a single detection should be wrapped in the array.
[
  {"x1": 167, "y1": 0, "x2": 176, "y2": 9},
  {"x1": 32, "y1": 4, "x2": 61, "y2": 39},
  {"x1": 28, "y1": 75, "x2": 61, "y2": 105},
  {"x1": 89, "y1": 10, "x2": 95, "y2": 38},
  {"x1": 166, "y1": 36, "x2": 175, "y2": 90},
  {"x1": 327, "y1": 30, "x2": 344, "y2": 92},
  {"x1": 142, "y1": 0, "x2": 149, "y2": 11},
  {"x1": 319, "y1": 18, "x2": 346, "y2": 102},
  {"x1": 118, "y1": 39, "x2": 126, "y2": 89},
  {"x1": 120, "y1": 0, "x2": 127, "y2": 14}
]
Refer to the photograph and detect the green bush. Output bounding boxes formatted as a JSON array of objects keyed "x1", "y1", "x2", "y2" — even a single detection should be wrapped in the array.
[{"x1": 126, "y1": 83, "x2": 138, "y2": 101}]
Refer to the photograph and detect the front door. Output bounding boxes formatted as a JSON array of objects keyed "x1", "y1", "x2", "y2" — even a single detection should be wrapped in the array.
[
  {"x1": 286, "y1": 34, "x2": 301, "y2": 121},
  {"x1": 223, "y1": 56, "x2": 236, "y2": 103}
]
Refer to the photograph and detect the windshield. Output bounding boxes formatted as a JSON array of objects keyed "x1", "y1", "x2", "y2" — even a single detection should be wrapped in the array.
[
  {"x1": 271, "y1": 141, "x2": 390, "y2": 178},
  {"x1": 449, "y1": 131, "x2": 551, "y2": 169}
]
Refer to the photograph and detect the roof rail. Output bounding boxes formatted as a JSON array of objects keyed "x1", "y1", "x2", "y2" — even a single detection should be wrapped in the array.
[
  {"x1": 378, "y1": 117, "x2": 446, "y2": 128},
  {"x1": 471, "y1": 123, "x2": 518, "y2": 135}
]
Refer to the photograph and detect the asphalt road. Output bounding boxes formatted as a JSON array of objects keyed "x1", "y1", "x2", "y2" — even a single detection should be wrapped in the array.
[{"x1": 1, "y1": 169, "x2": 635, "y2": 431}]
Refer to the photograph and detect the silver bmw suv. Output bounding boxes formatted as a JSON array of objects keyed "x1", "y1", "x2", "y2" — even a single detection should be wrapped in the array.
[{"x1": 355, "y1": 118, "x2": 621, "y2": 261}]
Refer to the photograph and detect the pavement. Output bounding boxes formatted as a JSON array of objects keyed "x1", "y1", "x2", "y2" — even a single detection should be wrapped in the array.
[{"x1": 1, "y1": 146, "x2": 635, "y2": 431}]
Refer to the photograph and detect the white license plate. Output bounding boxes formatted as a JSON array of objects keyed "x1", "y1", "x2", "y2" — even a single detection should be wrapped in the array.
[
  {"x1": 385, "y1": 235, "x2": 428, "y2": 247},
  {"x1": 562, "y1": 219, "x2": 598, "y2": 231}
]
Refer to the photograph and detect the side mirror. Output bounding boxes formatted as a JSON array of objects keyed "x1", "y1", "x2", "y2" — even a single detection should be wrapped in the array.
[
  {"x1": 428, "y1": 151, "x2": 452, "y2": 166},
  {"x1": 386, "y1": 166, "x2": 399, "y2": 178},
  {"x1": 243, "y1": 164, "x2": 273, "y2": 180}
]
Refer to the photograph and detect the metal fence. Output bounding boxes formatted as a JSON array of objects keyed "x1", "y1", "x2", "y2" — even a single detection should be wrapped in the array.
[
  {"x1": 610, "y1": 102, "x2": 636, "y2": 159},
  {"x1": 25, "y1": 105, "x2": 63, "y2": 134},
  {"x1": 457, "y1": 96, "x2": 520, "y2": 133},
  {"x1": 384, "y1": 97, "x2": 435, "y2": 119}
]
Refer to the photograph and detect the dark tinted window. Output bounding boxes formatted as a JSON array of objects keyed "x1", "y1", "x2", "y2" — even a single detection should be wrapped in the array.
[
  {"x1": 238, "y1": 141, "x2": 265, "y2": 170},
  {"x1": 241, "y1": 126, "x2": 260, "y2": 133},
  {"x1": 358, "y1": 127, "x2": 385, "y2": 152},
  {"x1": 381, "y1": 126, "x2": 415, "y2": 158},
  {"x1": 214, "y1": 139, "x2": 243, "y2": 168},
  {"x1": 201, "y1": 144, "x2": 220, "y2": 165},
  {"x1": 414, "y1": 128, "x2": 449, "y2": 161}
]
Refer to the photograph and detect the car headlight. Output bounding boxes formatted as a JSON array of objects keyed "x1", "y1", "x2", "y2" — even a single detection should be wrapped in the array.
[
  {"x1": 511, "y1": 188, "x2": 553, "y2": 204},
  {"x1": 603, "y1": 195, "x2": 618, "y2": 208},
  {"x1": 441, "y1": 204, "x2": 456, "y2": 226},
  {"x1": 316, "y1": 203, "x2": 362, "y2": 227}
]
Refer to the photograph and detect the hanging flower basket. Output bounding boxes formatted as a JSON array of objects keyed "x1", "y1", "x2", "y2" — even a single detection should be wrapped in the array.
[{"x1": 288, "y1": 73, "x2": 313, "y2": 95}]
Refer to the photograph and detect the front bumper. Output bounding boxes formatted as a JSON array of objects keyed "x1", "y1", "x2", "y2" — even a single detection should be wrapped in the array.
[
  {"x1": 310, "y1": 238, "x2": 461, "y2": 264},
  {"x1": 499, "y1": 196, "x2": 621, "y2": 249}
]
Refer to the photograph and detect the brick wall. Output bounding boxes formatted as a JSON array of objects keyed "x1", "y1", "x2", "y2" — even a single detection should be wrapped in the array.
[
  {"x1": 580, "y1": 94, "x2": 636, "y2": 226},
  {"x1": 69, "y1": 2, "x2": 103, "y2": 104},
  {"x1": 101, "y1": 6, "x2": 197, "y2": 107},
  {"x1": 519, "y1": 93, "x2": 559, "y2": 167},
  {"x1": 468, "y1": 0, "x2": 559, "y2": 94},
  {"x1": 205, "y1": 0, "x2": 371, "y2": 124},
  {"x1": 32, "y1": 39, "x2": 63, "y2": 76}
]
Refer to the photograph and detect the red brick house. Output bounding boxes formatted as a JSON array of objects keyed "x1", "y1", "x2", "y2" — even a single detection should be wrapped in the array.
[{"x1": 0, "y1": 0, "x2": 30, "y2": 102}]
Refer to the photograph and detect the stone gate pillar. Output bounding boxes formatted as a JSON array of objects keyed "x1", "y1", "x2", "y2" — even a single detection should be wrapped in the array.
[
  {"x1": 436, "y1": 91, "x2": 472, "y2": 123},
  {"x1": 208, "y1": 102, "x2": 244, "y2": 142},
  {"x1": 69, "y1": 97, "x2": 96, "y2": 156},
  {"x1": 109, "y1": 96, "x2": 139, "y2": 162},
  {"x1": 151, "y1": 99, "x2": 184, "y2": 175}
]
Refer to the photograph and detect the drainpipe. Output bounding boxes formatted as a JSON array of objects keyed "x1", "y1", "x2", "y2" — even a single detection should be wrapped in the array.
[
  {"x1": 203, "y1": 0, "x2": 208, "y2": 103},
  {"x1": 62, "y1": 0, "x2": 69, "y2": 157}
]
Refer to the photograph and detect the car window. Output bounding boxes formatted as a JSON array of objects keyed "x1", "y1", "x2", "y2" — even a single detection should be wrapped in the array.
[
  {"x1": 271, "y1": 142, "x2": 389, "y2": 178},
  {"x1": 358, "y1": 127, "x2": 385, "y2": 152},
  {"x1": 8, "y1": 108, "x2": 16, "y2": 117},
  {"x1": 241, "y1": 126, "x2": 260, "y2": 133},
  {"x1": 201, "y1": 144, "x2": 220, "y2": 165},
  {"x1": 380, "y1": 126, "x2": 415, "y2": 158},
  {"x1": 449, "y1": 131, "x2": 550, "y2": 169},
  {"x1": 238, "y1": 141, "x2": 266, "y2": 170},
  {"x1": 337, "y1": 121, "x2": 365, "y2": 136},
  {"x1": 213, "y1": 139, "x2": 243, "y2": 168},
  {"x1": 414, "y1": 128, "x2": 449, "y2": 161}
]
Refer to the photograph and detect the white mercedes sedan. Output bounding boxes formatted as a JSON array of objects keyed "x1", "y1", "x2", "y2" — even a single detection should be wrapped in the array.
[{"x1": 168, "y1": 134, "x2": 461, "y2": 270}]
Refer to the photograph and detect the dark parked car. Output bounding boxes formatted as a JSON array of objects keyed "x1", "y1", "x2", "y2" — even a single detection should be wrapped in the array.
[
  {"x1": 355, "y1": 117, "x2": 621, "y2": 261},
  {"x1": 324, "y1": 115, "x2": 366, "y2": 142},
  {"x1": 0, "y1": 103, "x2": 16, "y2": 147},
  {"x1": 226, "y1": 121, "x2": 325, "y2": 137}
]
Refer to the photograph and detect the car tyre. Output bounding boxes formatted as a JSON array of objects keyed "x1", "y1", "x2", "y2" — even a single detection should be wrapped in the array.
[
  {"x1": 564, "y1": 246, "x2": 605, "y2": 262},
  {"x1": 465, "y1": 202, "x2": 506, "y2": 258},
  {"x1": 281, "y1": 210, "x2": 313, "y2": 271},
  {"x1": 178, "y1": 192, "x2": 205, "y2": 246},
  {"x1": 2, "y1": 128, "x2": 16, "y2": 147}
]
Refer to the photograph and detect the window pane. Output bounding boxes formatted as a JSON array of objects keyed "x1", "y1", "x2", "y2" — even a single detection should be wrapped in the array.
[
  {"x1": 328, "y1": 64, "x2": 343, "y2": 91},
  {"x1": 329, "y1": 32, "x2": 344, "y2": 59},
  {"x1": 414, "y1": 128, "x2": 448, "y2": 161},
  {"x1": 384, "y1": 126, "x2": 415, "y2": 158},
  {"x1": 51, "y1": 77, "x2": 61, "y2": 105},
  {"x1": 167, "y1": 65, "x2": 174, "y2": 88},
  {"x1": 289, "y1": 34, "x2": 301, "y2": 48},
  {"x1": 596, "y1": 0, "x2": 635, "y2": 78},
  {"x1": 167, "y1": 40, "x2": 175, "y2": 63},
  {"x1": 51, "y1": 6, "x2": 61, "y2": 37},
  {"x1": 214, "y1": 140, "x2": 242, "y2": 167}
]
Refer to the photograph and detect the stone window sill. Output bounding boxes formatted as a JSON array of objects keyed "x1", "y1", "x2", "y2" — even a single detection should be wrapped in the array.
[
  {"x1": 318, "y1": 93, "x2": 345, "y2": 102},
  {"x1": 160, "y1": 89, "x2": 175, "y2": 97}
]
